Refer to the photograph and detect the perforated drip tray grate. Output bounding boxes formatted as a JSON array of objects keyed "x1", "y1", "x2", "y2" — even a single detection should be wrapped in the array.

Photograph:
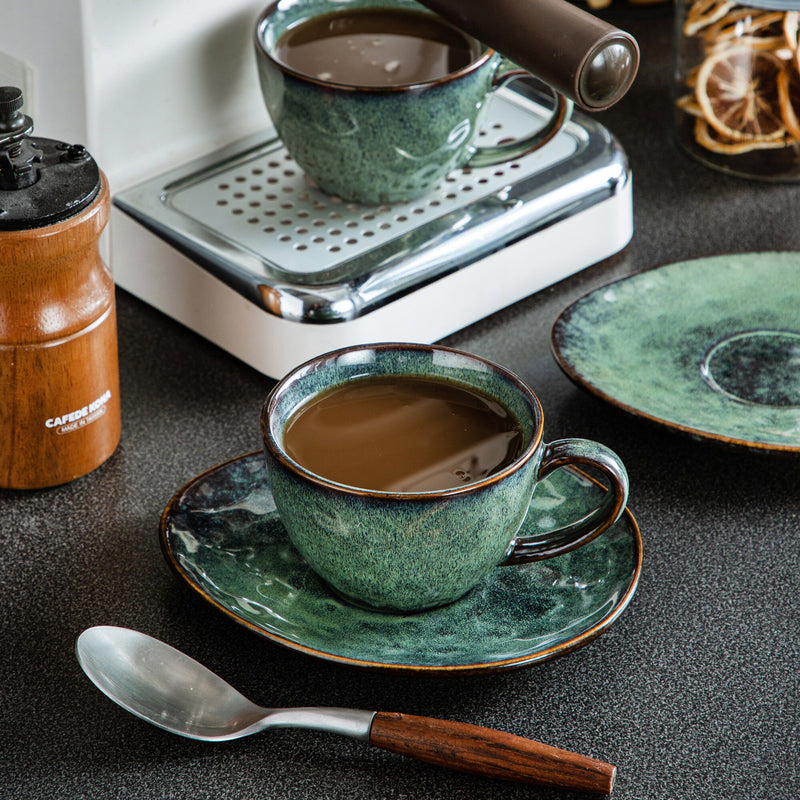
[
  {"x1": 115, "y1": 85, "x2": 630, "y2": 323},
  {"x1": 194, "y1": 149, "x2": 533, "y2": 273}
]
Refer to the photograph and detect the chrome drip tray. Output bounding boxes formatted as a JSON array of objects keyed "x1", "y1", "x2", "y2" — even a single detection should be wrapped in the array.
[{"x1": 115, "y1": 85, "x2": 630, "y2": 324}]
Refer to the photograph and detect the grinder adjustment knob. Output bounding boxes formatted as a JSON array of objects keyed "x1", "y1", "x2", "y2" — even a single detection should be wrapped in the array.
[
  {"x1": 0, "y1": 86, "x2": 39, "y2": 190},
  {"x1": 0, "y1": 86, "x2": 32, "y2": 138}
]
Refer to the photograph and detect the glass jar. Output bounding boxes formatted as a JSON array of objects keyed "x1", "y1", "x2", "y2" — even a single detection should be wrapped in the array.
[{"x1": 674, "y1": 0, "x2": 800, "y2": 180}]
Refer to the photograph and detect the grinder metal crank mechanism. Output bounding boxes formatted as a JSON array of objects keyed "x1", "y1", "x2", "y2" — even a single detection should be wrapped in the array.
[
  {"x1": 0, "y1": 87, "x2": 121, "y2": 489},
  {"x1": 0, "y1": 87, "x2": 100, "y2": 216}
]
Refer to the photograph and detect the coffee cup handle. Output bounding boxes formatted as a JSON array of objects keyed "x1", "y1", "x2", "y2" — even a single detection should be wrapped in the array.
[
  {"x1": 466, "y1": 65, "x2": 574, "y2": 169},
  {"x1": 500, "y1": 439, "x2": 629, "y2": 565}
]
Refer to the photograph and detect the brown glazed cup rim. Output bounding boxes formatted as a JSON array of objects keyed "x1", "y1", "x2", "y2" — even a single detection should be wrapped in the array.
[
  {"x1": 261, "y1": 342, "x2": 545, "y2": 501},
  {"x1": 254, "y1": 0, "x2": 496, "y2": 94}
]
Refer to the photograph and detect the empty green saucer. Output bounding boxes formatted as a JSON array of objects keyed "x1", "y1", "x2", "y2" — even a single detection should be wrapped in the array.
[
  {"x1": 160, "y1": 452, "x2": 642, "y2": 675},
  {"x1": 552, "y1": 252, "x2": 800, "y2": 453}
]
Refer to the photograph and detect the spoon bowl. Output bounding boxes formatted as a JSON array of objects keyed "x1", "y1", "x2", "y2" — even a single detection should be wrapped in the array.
[
  {"x1": 76, "y1": 625, "x2": 616, "y2": 794},
  {"x1": 76, "y1": 626, "x2": 373, "y2": 742},
  {"x1": 77, "y1": 626, "x2": 276, "y2": 740}
]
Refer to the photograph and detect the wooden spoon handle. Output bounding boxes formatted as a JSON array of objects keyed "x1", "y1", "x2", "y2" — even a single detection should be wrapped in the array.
[{"x1": 369, "y1": 712, "x2": 615, "y2": 795}]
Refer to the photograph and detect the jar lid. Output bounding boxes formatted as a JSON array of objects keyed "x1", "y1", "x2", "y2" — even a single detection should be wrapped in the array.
[
  {"x1": 742, "y1": 0, "x2": 800, "y2": 9},
  {"x1": 0, "y1": 87, "x2": 100, "y2": 231}
]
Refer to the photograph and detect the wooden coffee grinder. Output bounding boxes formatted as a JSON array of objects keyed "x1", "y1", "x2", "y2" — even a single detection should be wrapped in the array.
[{"x1": 0, "y1": 86, "x2": 120, "y2": 489}]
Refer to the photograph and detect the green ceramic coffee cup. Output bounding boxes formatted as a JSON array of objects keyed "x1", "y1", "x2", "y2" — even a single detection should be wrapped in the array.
[
  {"x1": 261, "y1": 343, "x2": 629, "y2": 613},
  {"x1": 254, "y1": 0, "x2": 572, "y2": 204}
]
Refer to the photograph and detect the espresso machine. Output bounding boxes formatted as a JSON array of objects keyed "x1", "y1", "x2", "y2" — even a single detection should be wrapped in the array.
[{"x1": 0, "y1": 0, "x2": 635, "y2": 379}]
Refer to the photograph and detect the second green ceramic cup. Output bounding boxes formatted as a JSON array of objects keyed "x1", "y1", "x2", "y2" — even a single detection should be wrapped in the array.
[
  {"x1": 262, "y1": 343, "x2": 629, "y2": 613},
  {"x1": 254, "y1": 0, "x2": 572, "y2": 204}
]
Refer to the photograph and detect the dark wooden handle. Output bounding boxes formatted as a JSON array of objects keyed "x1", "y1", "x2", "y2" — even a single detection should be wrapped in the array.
[
  {"x1": 369, "y1": 712, "x2": 615, "y2": 795},
  {"x1": 416, "y1": 0, "x2": 638, "y2": 110}
]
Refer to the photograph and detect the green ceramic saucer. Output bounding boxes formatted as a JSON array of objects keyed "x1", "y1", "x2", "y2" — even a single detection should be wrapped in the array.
[
  {"x1": 160, "y1": 452, "x2": 641, "y2": 675},
  {"x1": 552, "y1": 252, "x2": 800, "y2": 454}
]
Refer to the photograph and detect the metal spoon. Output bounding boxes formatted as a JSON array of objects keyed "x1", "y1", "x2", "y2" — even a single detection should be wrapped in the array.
[{"x1": 76, "y1": 626, "x2": 615, "y2": 795}]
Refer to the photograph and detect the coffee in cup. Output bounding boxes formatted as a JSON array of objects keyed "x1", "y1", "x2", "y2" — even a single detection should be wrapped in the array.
[
  {"x1": 273, "y1": 7, "x2": 480, "y2": 88},
  {"x1": 254, "y1": 0, "x2": 572, "y2": 204},
  {"x1": 281, "y1": 374, "x2": 525, "y2": 492},
  {"x1": 262, "y1": 343, "x2": 629, "y2": 613}
]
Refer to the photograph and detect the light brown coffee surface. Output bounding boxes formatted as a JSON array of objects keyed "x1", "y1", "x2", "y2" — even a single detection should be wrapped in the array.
[
  {"x1": 282, "y1": 376, "x2": 523, "y2": 492},
  {"x1": 274, "y1": 8, "x2": 479, "y2": 87}
]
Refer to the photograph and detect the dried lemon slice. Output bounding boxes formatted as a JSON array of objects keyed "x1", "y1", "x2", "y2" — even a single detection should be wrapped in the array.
[
  {"x1": 695, "y1": 47, "x2": 786, "y2": 141},
  {"x1": 683, "y1": 0, "x2": 736, "y2": 36},
  {"x1": 685, "y1": 64, "x2": 702, "y2": 89},
  {"x1": 705, "y1": 35, "x2": 787, "y2": 57},
  {"x1": 777, "y1": 62, "x2": 800, "y2": 140},
  {"x1": 783, "y1": 11, "x2": 800, "y2": 52},
  {"x1": 694, "y1": 117, "x2": 789, "y2": 153},
  {"x1": 677, "y1": 92, "x2": 705, "y2": 117},
  {"x1": 702, "y1": 9, "x2": 785, "y2": 45}
]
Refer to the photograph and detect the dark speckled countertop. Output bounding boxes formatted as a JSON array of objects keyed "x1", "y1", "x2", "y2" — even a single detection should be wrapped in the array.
[{"x1": 3, "y1": 12, "x2": 799, "y2": 800}]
